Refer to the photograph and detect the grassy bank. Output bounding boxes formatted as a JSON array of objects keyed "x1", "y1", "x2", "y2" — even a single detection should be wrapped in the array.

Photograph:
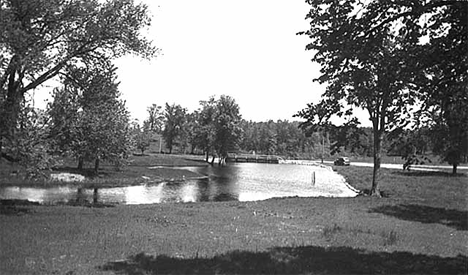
[
  {"x1": 0, "y1": 154, "x2": 208, "y2": 187},
  {"x1": 0, "y1": 158, "x2": 467, "y2": 274}
]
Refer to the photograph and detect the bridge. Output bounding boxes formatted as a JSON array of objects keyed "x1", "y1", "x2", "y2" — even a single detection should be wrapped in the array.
[{"x1": 226, "y1": 154, "x2": 283, "y2": 164}]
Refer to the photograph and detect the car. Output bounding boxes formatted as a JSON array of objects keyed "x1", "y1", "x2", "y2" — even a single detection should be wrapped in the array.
[{"x1": 334, "y1": 157, "x2": 350, "y2": 166}]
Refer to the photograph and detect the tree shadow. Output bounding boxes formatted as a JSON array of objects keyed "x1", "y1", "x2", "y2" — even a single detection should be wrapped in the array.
[
  {"x1": 391, "y1": 170, "x2": 467, "y2": 178},
  {"x1": 357, "y1": 189, "x2": 391, "y2": 198},
  {"x1": 57, "y1": 200, "x2": 116, "y2": 208},
  {"x1": 371, "y1": 204, "x2": 468, "y2": 231},
  {"x1": 99, "y1": 246, "x2": 466, "y2": 274},
  {"x1": 0, "y1": 199, "x2": 39, "y2": 215}
]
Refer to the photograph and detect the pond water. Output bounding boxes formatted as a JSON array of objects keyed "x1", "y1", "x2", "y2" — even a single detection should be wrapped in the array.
[{"x1": 0, "y1": 163, "x2": 358, "y2": 205}]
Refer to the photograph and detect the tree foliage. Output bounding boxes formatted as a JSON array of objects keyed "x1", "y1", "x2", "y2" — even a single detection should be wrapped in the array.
[
  {"x1": 212, "y1": 95, "x2": 242, "y2": 164},
  {"x1": 417, "y1": 2, "x2": 468, "y2": 174},
  {"x1": 162, "y1": 103, "x2": 187, "y2": 154},
  {"x1": 4, "y1": 103, "x2": 58, "y2": 178},
  {"x1": 0, "y1": 0, "x2": 156, "y2": 164},
  {"x1": 48, "y1": 62, "x2": 130, "y2": 173},
  {"x1": 196, "y1": 97, "x2": 217, "y2": 161},
  {"x1": 144, "y1": 104, "x2": 164, "y2": 133},
  {"x1": 239, "y1": 120, "x2": 312, "y2": 158},
  {"x1": 130, "y1": 120, "x2": 151, "y2": 155},
  {"x1": 184, "y1": 110, "x2": 203, "y2": 155},
  {"x1": 296, "y1": 0, "x2": 466, "y2": 195}
]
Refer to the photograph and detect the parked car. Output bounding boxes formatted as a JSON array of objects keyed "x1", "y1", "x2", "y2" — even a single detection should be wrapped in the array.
[{"x1": 334, "y1": 157, "x2": 350, "y2": 166}]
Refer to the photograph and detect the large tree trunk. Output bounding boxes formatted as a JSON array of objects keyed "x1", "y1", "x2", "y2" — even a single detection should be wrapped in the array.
[
  {"x1": 371, "y1": 125, "x2": 383, "y2": 197},
  {"x1": 218, "y1": 156, "x2": 226, "y2": 166},
  {"x1": 452, "y1": 164, "x2": 458, "y2": 175},
  {"x1": 93, "y1": 188, "x2": 99, "y2": 204},
  {"x1": 210, "y1": 155, "x2": 215, "y2": 166},
  {"x1": 77, "y1": 157, "x2": 84, "y2": 170},
  {"x1": 190, "y1": 144, "x2": 196, "y2": 155},
  {"x1": 94, "y1": 158, "x2": 100, "y2": 174},
  {"x1": 76, "y1": 188, "x2": 85, "y2": 203},
  {"x1": 0, "y1": 139, "x2": 2, "y2": 164},
  {"x1": 1, "y1": 63, "x2": 23, "y2": 143}
]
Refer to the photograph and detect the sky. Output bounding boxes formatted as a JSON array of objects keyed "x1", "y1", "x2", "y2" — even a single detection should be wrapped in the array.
[
  {"x1": 113, "y1": 0, "x2": 327, "y2": 123},
  {"x1": 33, "y1": 0, "x2": 370, "y2": 126}
]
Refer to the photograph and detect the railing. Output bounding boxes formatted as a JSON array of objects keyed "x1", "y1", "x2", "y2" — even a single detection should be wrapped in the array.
[{"x1": 226, "y1": 154, "x2": 282, "y2": 164}]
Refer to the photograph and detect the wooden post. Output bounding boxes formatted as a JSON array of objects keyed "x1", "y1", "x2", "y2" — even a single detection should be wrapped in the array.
[
  {"x1": 159, "y1": 135, "x2": 162, "y2": 153},
  {"x1": 321, "y1": 134, "x2": 324, "y2": 164},
  {"x1": 311, "y1": 172, "x2": 316, "y2": 186}
]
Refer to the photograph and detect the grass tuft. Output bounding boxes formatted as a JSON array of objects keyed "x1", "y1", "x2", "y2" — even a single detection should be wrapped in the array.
[
  {"x1": 322, "y1": 223, "x2": 342, "y2": 239},
  {"x1": 382, "y1": 230, "x2": 399, "y2": 246}
]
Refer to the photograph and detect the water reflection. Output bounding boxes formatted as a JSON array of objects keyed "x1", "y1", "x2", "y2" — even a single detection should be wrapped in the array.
[{"x1": 0, "y1": 163, "x2": 357, "y2": 205}]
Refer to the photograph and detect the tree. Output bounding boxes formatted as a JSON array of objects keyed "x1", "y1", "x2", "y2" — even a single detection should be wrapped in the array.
[
  {"x1": 237, "y1": 120, "x2": 312, "y2": 158},
  {"x1": 185, "y1": 111, "x2": 203, "y2": 155},
  {"x1": 143, "y1": 103, "x2": 165, "y2": 153},
  {"x1": 191, "y1": 95, "x2": 243, "y2": 164},
  {"x1": 198, "y1": 97, "x2": 217, "y2": 162},
  {"x1": 48, "y1": 62, "x2": 131, "y2": 173},
  {"x1": 373, "y1": 2, "x2": 467, "y2": 174},
  {"x1": 387, "y1": 127, "x2": 432, "y2": 170},
  {"x1": 296, "y1": 0, "x2": 463, "y2": 196},
  {"x1": 0, "y1": 0, "x2": 156, "y2": 163},
  {"x1": 296, "y1": 39, "x2": 412, "y2": 196},
  {"x1": 4, "y1": 103, "x2": 57, "y2": 178},
  {"x1": 162, "y1": 103, "x2": 187, "y2": 154},
  {"x1": 257, "y1": 121, "x2": 278, "y2": 155},
  {"x1": 238, "y1": 120, "x2": 257, "y2": 154},
  {"x1": 130, "y1": 121, "x2": 151, "y2": 155},
  {"x1": 212, "y1": 95, "x2": 242, "y2": 165},
  {"x1": 418, "y1": 2, "x2": 468, "y2": 174},
  {"x1": 143, "y1": 104, "x2": 164, "y2": 133}
]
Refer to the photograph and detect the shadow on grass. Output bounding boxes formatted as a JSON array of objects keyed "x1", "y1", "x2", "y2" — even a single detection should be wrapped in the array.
[
  {"x1": 57, "y1": 201, "x2": 117, "y2": 208},
  {"x1": 0, "y1": 199, "x2": 39, "y2": 215},
  {"x1": 0, "y1": 205, "x2": 32, "y2": 215},
  {"x1": 357, "y1": 189, "x2": 391, "y2": 198},
  {"x1": 100, "y1": 246, "x2": 466, "y2": 274},
  {"x1": 391, "y1": 170, "x2": 467, "y2": 178},
  {"x1": 371, "y1": 204, "x2": 468, "y2": 231}
]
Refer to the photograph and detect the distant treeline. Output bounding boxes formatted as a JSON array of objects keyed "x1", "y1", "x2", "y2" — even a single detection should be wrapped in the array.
[{"x1": 136, "y1": 102, "x2": 466, "y2": 164}]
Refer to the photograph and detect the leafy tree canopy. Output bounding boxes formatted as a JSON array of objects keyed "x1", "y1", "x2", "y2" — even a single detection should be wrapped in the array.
[
  {"x1": 296, "y1": 0, "x2": 466, "y2": 194},
  {"x1": 162, "y1": 103, "x2": 187, "y2": 154},
  {"x1": 48, "y1": 61, "x2": 131, "y2": 173},
  {"x1": 0, "y1": 0, "x2": 157, "y2": 161}
]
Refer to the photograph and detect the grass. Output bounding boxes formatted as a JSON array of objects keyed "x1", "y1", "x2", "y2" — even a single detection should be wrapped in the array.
[
  {"x1": 334, "y1": 166, "x2": 468, "y2": 209},
  {"x1": 322, "y1": 223, "x2": 342, "y2": 240},
  {"x1": 0, "y1": 156, "x2": 467, "y2": 274},
  {"x1": 382, "y1": 229, "x2": 399, "y2": 247}
]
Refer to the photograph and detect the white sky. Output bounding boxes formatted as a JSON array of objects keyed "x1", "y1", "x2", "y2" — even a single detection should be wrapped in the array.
[
  {"x1": 114, "y1": 0, "x2": 326, "y2": 123},
  {"x1": 33, "y1": 0, "x2": 371, "y2": 126}
]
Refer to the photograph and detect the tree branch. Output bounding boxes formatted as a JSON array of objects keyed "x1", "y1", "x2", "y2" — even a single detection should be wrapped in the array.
[
  {"x1": 364, "y1": 1, "x2": 460, "y2": 38},
  {"x1": 20, "y1": 61, "x2": 66, "y2": 92}
]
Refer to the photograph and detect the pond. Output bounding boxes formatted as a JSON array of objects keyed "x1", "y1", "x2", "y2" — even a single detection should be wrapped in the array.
[{"x1": 0, "y1": 163, "x2": 358, "y2": 205}]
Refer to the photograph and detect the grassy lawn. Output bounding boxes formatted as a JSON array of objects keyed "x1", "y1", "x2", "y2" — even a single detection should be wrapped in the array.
[{"x1": 0, "y1": 157, "x2": 467, "y2": 274}]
